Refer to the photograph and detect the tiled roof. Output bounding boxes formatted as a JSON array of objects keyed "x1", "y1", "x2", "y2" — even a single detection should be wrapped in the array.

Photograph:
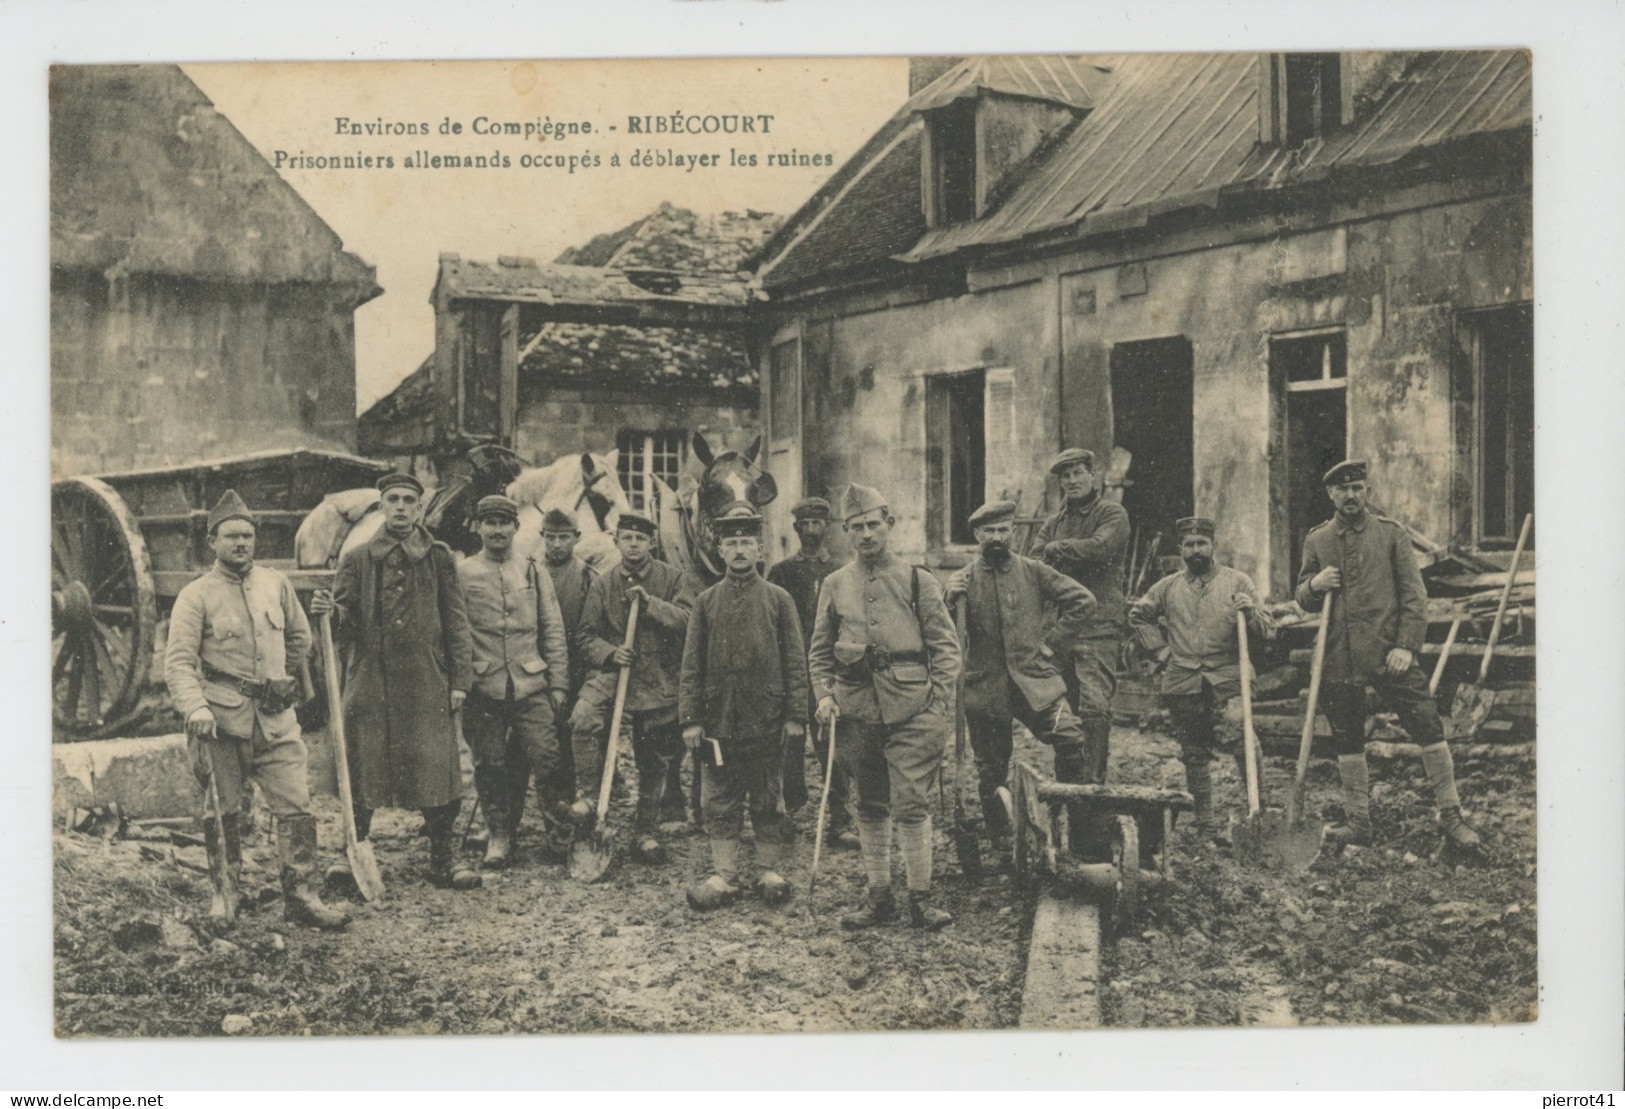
[
  {"x1": 556, "y1": 202, "x2": 781, "y2": 273},
  {"x1": 51, "y1": 65, "x2": 378, "y2": 294},
  {"x1": 516, "y1": 319, "x2": 754, "y2": 395},
  {"x1": 439, "y1": 255, "x2": 753, "y2": 309}
]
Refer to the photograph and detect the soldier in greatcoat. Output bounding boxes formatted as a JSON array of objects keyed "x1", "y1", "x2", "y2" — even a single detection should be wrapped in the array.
[
  {"x1": 569, "y1": 512, "x2": 697, "y2": 864},
  {"x1": 310, "y1": 471, "x2": 480, "y2": 891},
  {"x1": 456, "y1": 495, "x2": 572, "y2": 868},
  {"x1": 679, "y1": 507, "x2": 809, "y2": 910},
  {"x1": 945, "y1": 500, "x2": 1097, "y2": 859},
  {"x1": 1296, "y1": 460, "x2": 1481, "y2": 851},
  {"x1": 165, "y1": 490, "x2": 350, "y2": 929},
  {"x1": 808, "y1": 483, "x2": 962, "y2": 931}
]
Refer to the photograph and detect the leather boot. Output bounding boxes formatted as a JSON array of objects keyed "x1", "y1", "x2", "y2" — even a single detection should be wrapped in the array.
[
  {"x1": 755, "y1": 840, "x2": 791, "y2": 906},
  {"x1": 1055, "y1": 742, "x2": 1110, "y2": 862},
  {"x1": 203, "y1": 812, "x2": 241, "y2": 923},
  {"x1": 840, "y1": 887, "x2": 898, "y2": 931},
  {"x1": 426, "y1": 807, "x2": 482, "y2": 890},
  {"x1": 686, "y1": 838, "x2": 741, "y2": 910},
  {"x1": 1420, "y1": 742, "x2": 1483, "y2": 850},
  {"x1": 1326, "y1": 754, "x2": 1373, "y2": 847},
  {"x1": 908, "y1": 890, "x2": 954, "y2": 931},
  {"x1": 1185, "y1": 759, "x2": 1228, "y2": 847},
  {"x1": 276, "y1": 814, "x2": 351, "y2": 930}
]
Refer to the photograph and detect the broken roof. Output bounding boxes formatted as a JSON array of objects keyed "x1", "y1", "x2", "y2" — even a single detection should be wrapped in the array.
[
  {"x1": 50, "y1": 65, "x2": 379, "y2": 296},
  {"x1": 516, "y1": 319, "x2": 754, "y2": 395},
  {"x1": 759, "y1": 51, "x2": 1531, "y2": 289}
]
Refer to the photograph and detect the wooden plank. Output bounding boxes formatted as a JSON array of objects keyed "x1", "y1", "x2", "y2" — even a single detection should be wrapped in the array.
[
  {"x1": 1033, "y1": 782, "x2": 1195, "y2": 814},
  {"x1": 1019, "y1": 897, "x2": 1102, "y2": 1029}
]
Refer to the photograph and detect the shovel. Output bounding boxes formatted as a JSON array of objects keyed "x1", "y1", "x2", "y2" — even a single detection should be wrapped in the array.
[
  {"x1": 1429, "y1": 617, "x2": 1462, "y2": 698},
  {"x1": 807, "y1": 716, "x2": 838, "y2": 908},
  {"x1": 1259, "y1": 594, "x2": 1330, "y2": 872},
  {"x1": 1231, "y1": 610, "x2": 1266, "y2": 865},
  {"x1": 950, "y1": 601, "x2": 982, "y2": 882},
  {"x1": 1449, "y1": 512, "x2": 1532, "y2": 739},
  {"x1": 318, "y1": 612, "x2": 385, "y2": 901},
  {"x1": 569, "y1": 595, "x2": 640, "y2": 883}
]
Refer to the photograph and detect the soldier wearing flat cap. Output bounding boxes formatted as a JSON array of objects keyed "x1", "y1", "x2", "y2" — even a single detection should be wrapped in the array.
[
  {"x1": 1030, "y1": 447, "x2": 1131, "y2": 792},
  {"x1": 166, "y1": 490, "x2": 349, "y2": 929},
  {"x1": 310, "y1": 470, "x2": 480, "y2": 891},
  {"x1": 570, "y1": 511, "x2": 697, "y2": 863},
  {"x1": 540, "y1": 507, "x2": 598, "y2": 797},
  {"x1": 1297, "y1": 460, "x2": 1481, "y2": 851},
  {"x1": 454, "y1": 495, "x2": 572, "y2": 868},
  {"x1": 1129, "y1": 515, "x2": 1275, "y2": 845},
  {"x1": 945, "y1": 501, "x2": 1098, "y2": 861},
  {"x1": 679, "y1": 507, "x2": 809, "y2": 910},
  {"x1": 767, "y1": 495, "x2": 857, "y2": 846},
  {"x1": 807, "y1": 483, "x2": 962, "y2": 931}
]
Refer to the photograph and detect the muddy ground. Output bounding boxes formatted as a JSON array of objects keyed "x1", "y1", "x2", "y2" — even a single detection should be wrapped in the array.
[{"x1": 53, "y1": 724, "x2": 1535, "y2": 1037}]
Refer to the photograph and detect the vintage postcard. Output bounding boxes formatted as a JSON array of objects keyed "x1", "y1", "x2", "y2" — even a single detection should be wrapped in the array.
[{"x1": 48, "y1": 51, "x2": 1538, "y2": 1041}]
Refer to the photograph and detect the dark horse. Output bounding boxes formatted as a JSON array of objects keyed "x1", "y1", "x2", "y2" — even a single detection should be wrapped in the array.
[
  {"x1": 423, "y1": 443, "x2": 530, "y2": 555},
  {"x1": 656, "y1": 432, "x2": 778, "y2": 585}
]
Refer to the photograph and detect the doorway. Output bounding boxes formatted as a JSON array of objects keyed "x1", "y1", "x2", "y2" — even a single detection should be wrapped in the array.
[
  {"x1": 1272, "y1": 330, "x2": 1348, "y2": 588},
  {"x1": 1110, "y1": 337, "x2": 1194, "y2": 577}
]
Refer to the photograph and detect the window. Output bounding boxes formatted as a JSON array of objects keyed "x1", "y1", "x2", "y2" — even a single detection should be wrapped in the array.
[
  {"x1": 768, "y1": 338, "x2": 800, "y2": 443},
  {"x1": 616, "y1": 429, "x2": 687, "y2": 513},
  {"x1": 1260, "y1": 53, "x2": 1348, "y2": 146},
  {"x1": 925, "y1": 371, "x2": 987, "y2": 547},
  {"x1": 924, "y1": 99, "x2": 978, "y2": 227},
  {"x1": 1461, "y1": 305, "x2": 1534, "y2": 546}
]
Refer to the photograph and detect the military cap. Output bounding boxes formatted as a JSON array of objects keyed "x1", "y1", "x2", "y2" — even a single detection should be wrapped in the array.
[
  {"x1": 1049, "y1": 448, "x2": 1096, "y2": 475},
  {"x1": 473, "y1": 494, "x2": 519, "y2": 522},
  {"x1": 1175, "y1": 516, "x2": 1216, "y2": 539},
  {"x1": 615, "y1": 512, "x2": 657, "y2": 538},
  {"x1": 968, "y1": 500, "x2": 1019, "y2": 529},
  {"x1": 841, "y1": 482, "x2": 889, "y2": 522},
  {"x1": 207, "y1": 489, "x2": 257, "y2": 534},
  {"x1": 790, "y1": 496, "x2": 833, "y2": 522},
  {"x1": 540, "y1": 508, "x2": 579, "y2": 534},
  {"x1": 376, "y1": 471, "x2": 425, "y2": 496},
  {"x1": 1322, "y1": 459, "x2": 1369, "y2": 487},
  {"x1": 713, "y1": 505, "x2": 763, "y2": 539}
]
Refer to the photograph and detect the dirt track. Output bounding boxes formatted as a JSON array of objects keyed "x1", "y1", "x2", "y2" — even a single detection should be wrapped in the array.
[{"x1": 53, "y1": 724, "x2": 1536, "y2": 1037}]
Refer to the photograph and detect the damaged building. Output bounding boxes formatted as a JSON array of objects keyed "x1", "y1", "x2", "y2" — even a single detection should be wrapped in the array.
[
  {"x1": 750, "y1": 52, "x2": 1532, "y2": 593},
  {"x1": 50, "y1": 65, "x2": 381, "y2": 476},
  {"x1": 358, "y1": 203, "x2": 781, "y2": 509}
]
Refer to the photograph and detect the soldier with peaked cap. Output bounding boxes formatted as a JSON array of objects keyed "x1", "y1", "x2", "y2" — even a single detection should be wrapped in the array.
[
  {"x1": 945, "y1": 500, "x2": 1097, "y2": 861},
  {"x1": 767, "y1": 494, "x2": 858, "y2": 848},
  {"x1": 569, "y1": 510, "x2": 697, "y2": 864},
  {"x1": 165, "y1": 490, "x2": 350, "y2": 929},
  {"x1": 310, "y1": 470, "x2": 480, "y2": 892},
  {"x1": 1030, "y1": 448, "x2": 1131, "y2": 800},
  {"x1": 1296, "y1": 460, "x2": 1481, "y2": 852},
  {"x1": 540, "y1": 507, "x2": 598, "y2": 802},
  {"x1": 808, "y1": 483, "x2": 962, "y2": 931},
  {"x1": 455, "y1": 495, "x2": 572, "y2": 868},
  {"x1": 679, "y1": 506, "x2": 810, "y2": 910},
  {"x1": 1129, "y1": 515, "x2": 1275, "y2": 846}
]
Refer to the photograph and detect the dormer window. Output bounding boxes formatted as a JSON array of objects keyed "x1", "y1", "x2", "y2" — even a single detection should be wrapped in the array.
[
  {"x1": 1260, "y1": 53, "x2": 1350, "y2": 146},
  {"x1": 923, "y1": 99, "x2": 979, "y2": 227}
]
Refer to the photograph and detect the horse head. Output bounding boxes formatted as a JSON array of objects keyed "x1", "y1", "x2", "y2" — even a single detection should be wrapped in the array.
[
  {"x1": 507, "y1": 449, "x2": 630, "y2": 572},
  {"x1": 690, "y1": 432, "x2": 777, "y2": 519}
]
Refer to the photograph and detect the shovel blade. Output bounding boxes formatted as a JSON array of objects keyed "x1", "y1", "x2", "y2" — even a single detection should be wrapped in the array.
[
  {"x1": 1257, "y1": 811, "x2": 1325, "y2": 873},
  {"x1": 954, "y1": 827, "x2": 983, "y2": 884},
  {"x1": 347, "y1": 839, "x2": 386, "y2": 902},
  {"x1": 569, "y1": 826, "x2": 615, "y2": 883},
  {"x1": 1448, "y1": 683, "x2": 1494, "y2": 739},
  {"x1": 1231, "y1": 812, "x2": 1266, "y2": 867}
]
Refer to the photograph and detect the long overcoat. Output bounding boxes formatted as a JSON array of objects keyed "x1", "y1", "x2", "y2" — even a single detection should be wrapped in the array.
[{"x1": 332, "y1": 525, "x2": 473, "y2": 810}]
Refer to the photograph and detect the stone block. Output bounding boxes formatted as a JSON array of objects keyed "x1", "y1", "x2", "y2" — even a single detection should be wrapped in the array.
[{"x1": 53, "y1": 734, "x2": 202, "y2": 821}]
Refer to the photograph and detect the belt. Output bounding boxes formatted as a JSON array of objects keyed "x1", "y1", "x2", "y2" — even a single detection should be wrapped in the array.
[
  {"x1": 203, "y1": 664, "x2": 268, "y2": 698},
  {"x1": 886, "y1": 651, "x2": 927, "y2": 665}
]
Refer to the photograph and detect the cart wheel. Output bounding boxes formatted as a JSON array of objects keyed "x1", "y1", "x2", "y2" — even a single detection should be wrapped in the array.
[
  {"x1": 51, "y1": 477, "x2": 156, "y2": 737},
  {"x1": 1113, "y1": 814, "x2": 1141, "y2": 930}
]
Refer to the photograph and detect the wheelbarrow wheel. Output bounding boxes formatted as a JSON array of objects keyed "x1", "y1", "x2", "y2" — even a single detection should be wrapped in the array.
[{"x1": 1112, "y1": 814, "x2": 1141, "y2": 931}]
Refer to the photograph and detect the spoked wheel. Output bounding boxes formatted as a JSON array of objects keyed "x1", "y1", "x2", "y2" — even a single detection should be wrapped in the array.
[
  {"x1": 1111, "y1": 814, "x2": 1141, "y2": 932},
  {"x1": 51, "y1": 477, "x2": 156, "y2": 737}
]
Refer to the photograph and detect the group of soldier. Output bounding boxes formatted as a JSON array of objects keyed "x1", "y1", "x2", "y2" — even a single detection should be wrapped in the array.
[{"x1": 163, "y1": 445, "x2": 1479, "y2": 937}]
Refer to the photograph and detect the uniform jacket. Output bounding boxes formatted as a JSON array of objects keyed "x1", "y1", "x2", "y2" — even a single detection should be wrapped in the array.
[
  {"x1": 766, "y1": 548, "x2": 838, "y2": 649},
  {"x1": 1130, "y1": 564, "x2": 1274, "y2": 697},
  {"x1": 959, "y1": 552, "x2": 1096, "y2": 716},
  {"x1": 579, "y1": 557, "x2": 696, "y2": 713},
  {"x1": 1294, "y1": 512, "x2": 1428, "y2": 685},
  {"x1": 546, "y1": 554, "x2": 596, "y2": 693},
  {"x1": 457, "y1": 550, "x2": 570, "y2": 701},
  {"x1": 1030, "y1": 493, "x2": 1131, "y2": 630},
  {"x1": 165, "y1": 562, "x2": 310, "y2": 739},
  {"x1": 332, "y1": 525, "x2": 473, "y2": 810},
  {"x1": 807, "y1": 553, "x2": 962, "y2": 726},
  {"x1": 679, "y1": 572, "x2": 809, "y2": 740}
]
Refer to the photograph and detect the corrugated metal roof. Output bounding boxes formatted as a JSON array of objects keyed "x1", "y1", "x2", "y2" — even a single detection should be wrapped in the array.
[
  {"x1": 906, "y1": 54, "x2": 1113, "y2": 113},
  {"x1": 897, "y1": 50, "x2": 1530, "y2": 263}
]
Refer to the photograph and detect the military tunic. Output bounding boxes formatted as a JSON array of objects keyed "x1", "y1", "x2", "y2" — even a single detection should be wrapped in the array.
[{"x1": 1030, "y1": 493, "x2": 1131, "y2": 733}]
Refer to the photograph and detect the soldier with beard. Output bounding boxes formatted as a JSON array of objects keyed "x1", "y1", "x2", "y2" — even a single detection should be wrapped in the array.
[
  {"x1": 1129, "y1": 516, "x2": 1275, "y2": 845},
  {"x1": 944, "y1": 501, "x2": 1096, "y2": 860}
]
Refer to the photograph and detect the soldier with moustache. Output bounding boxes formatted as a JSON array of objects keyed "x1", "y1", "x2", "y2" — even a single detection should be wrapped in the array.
[
  {"x1": 165, "y1": 490, "x2": 350, "y2": 929},
  {"x1": 808, "y1": 484, "x2": 962, "y2": 931}
]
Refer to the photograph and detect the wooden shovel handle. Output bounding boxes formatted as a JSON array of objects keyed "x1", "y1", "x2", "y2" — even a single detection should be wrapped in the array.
[
  {"x1": 318, "y1": 613, "x2": 364, "y2": 846},
  {"x1": 1289, "y1": 593, "x2": 1333, "y2": 825},
  {"x1": 1477, "y1": 513, "x2": 1533, "y2": 683},
  {"x1": 1429, "y1": 617, "x2": 1462, "y2": 697},
  {"x1": 1236, "y1": 610, "x2": 1261, "y2": 817},
  {"x1": 594, "y1": 595, "x2": 640, "y2": 820}
]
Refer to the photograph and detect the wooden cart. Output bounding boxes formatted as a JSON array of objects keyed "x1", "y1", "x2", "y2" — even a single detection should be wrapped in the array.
[{"x1": 50, "y1": 448, "x2": 392, "y2": 738}]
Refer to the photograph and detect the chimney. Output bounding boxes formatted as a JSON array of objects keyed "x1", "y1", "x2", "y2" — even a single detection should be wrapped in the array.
[{"x1": 910, "y1": 56, "x2": 966, "y2": 96}]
